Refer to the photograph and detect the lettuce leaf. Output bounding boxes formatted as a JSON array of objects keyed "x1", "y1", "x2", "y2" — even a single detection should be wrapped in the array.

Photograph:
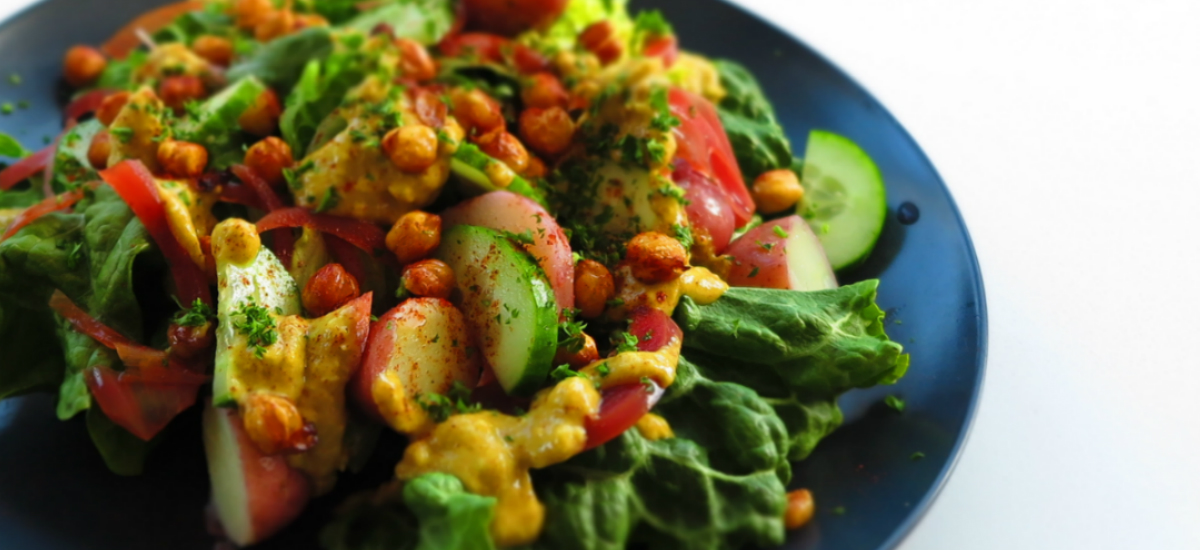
[
  {"x1": 519, "y1": 0, "x2": 634, "y2": 56},
  {"x1": 341, "y1": 0, "x2": 456, "y2": 44},
  {"x1": 279, "y1": 50, "x2": 370, "y2": 155},
  {"x1": 712, "y1": 59, "x2": 793, "y2": 182},
  {"x1": 0, "y1": 298, "x2": 64, "y2": 400},
  {"x1": 227, "y1": 27, "x2": 335, "y2": 93},
  {"x1": 151, "y1": 6, "x2": 232, "y2": 45},
  {"x1": 675, "y1": 281, "x2": 910, "y2": 459},
  {"x1": 322, "y1": 473, "x2": 497, "y2": 550}
]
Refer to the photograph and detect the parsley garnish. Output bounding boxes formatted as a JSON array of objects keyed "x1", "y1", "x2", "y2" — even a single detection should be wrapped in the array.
[
  {"x1": 613, "y1": 331, "x2": 640, "y2": 353},
  {"x1": 418, "y1": 381, "x2": 481, "y2": 422},
  {"x1": 910, "y1": 451, "x2": 926, "y2": 461},
  {"x1": 0, "y1": 102, "x2": 12, "y2": 115},
  {"x1": 232, "y1": 298, "x2": 279, "y2": 359},
  {"x1": 558, "y1": 317, "x2": 588, "y2": 353},
  {"x1": 748, "y1": 266, "x2": 760, "y2": 278},
  {"x1": 656, "y1": 183, "x2": 691, "y2": 205},
  {"x1": 111, "y1": 127, "x2": 135, "y2": 144},
  {"x1": 672, "y1": 223, "x2": 694, "y2": 249},
  {"x1": 8, "y1": 73, "x2": 21, "y2": 85},
  {"x1": 884, "y1": 395, "x2": 906, "y2": 413},
  {"x1": 315, "y1": 187, "x2": 340, "y2": 213},
  {"x1": 773, "y1": 226, "x2": 790, "y2": 238},
  {"x1": 596, "y1": 362, "x2": 611, "y2": 377},
  {"x1": 173, "y1": 298, "x2": 214, "y2": 327},
  {"x1": 550, "y1": 364, "x2": 589, "y2": 382}
]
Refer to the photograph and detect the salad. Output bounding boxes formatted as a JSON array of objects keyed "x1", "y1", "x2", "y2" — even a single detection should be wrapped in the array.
[{"x1": 0, "y1": 0, "x2": 909, "y2": 548}]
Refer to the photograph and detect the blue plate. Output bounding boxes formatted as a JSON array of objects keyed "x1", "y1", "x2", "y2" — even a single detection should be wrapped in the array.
[{"x1": 0, "y1": 1, "x2": 986, "y2": 549}]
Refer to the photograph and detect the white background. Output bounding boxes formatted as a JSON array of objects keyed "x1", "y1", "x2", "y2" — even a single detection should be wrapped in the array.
[{"x1": 2, "y1": 0, "x2": 1199, "y2": 548}]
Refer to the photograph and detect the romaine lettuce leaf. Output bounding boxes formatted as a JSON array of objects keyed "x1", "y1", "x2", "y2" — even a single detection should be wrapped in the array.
[
  {"x1": 227, "y1": 27, "x2": 335, "y2": 93},
  {"x1": 279, "y1": 50, "x2": 370, "y2": 155},
  {"x1": 712, "y1": 59, "x2": 793, "y2": 182},
  {"x1": 341, "y1": 0, "x2": 456, "y2": 44}
]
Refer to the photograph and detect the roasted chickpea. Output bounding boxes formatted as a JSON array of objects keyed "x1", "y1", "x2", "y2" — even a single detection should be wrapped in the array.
[
  {"x1": 157, "y1": 139, "x2": 209, "y2": 178},
  {"x1": 238, "y1": 89, "x2": 282, "y2": 137},
  {"x1": 255, "y1": 9, "x2": 296, "y2": 42},
  {"x1": 158, "y1": 75, "x2": 207, "y2": 112},
  {"x1": 87, "y1": 130, "x2": 112, "y2": 170},
  {"x1": 411, "y1": 88, "x2": 447, "y2": 128},
  {"x1": 625, "y1": 231, "x2": 688, "y2": 284},
  {"x1": 451, "y1": 88, "x2": 505, "y2": 135},
  {"x1": 382, "y1": 124, "x2": 439, "y2": 173},
  {"x1": 232, "y1": 0, "x2": 274, "y2": 29},
  {"x1": 303, "y1": 263, "x2": 361, "y2": 317},
  {"x1": 242, "y1": 393, "x2": 316, "y2": 456},
  {"x1": 387, "y1": 210, "x2": 442, "y2": 264},
  {"x1": 168, "y1": 321, "x2": 214, "y2": 361},
  {"x1": 192, "y1": 35, "x2": 234, "y2": 66},
  {"x1": 574, "y1": 259, "x2": 614, "y2": 319},
  {"x1": 522, "y1": 72, "x2": 568, "y2": 110},
  {"x1": 243, "y1": 137, "x2": 293, "y2": 187},
  {"x1": 579, "y1": 21, "x2": 622, "y2": 65},
  {"x1": 519, "y1": 107, "x2": 575, "y2": 157},
  {"x1": 554, "y1": 332, "x2": 599, "y2": 369},
  {"x1": 96, "y1": 91, "x2": 130, "y2": 126},
  {"x1": 523, "y1": 155, "x2": 547, "y2": 179},
  {"x1": 476, "y1": 130, "x2": 530, "y2": 173},
  {"x1": 784, "y1": 489, "x2": 815, "y2": 530},
  {"x1": 62, "y1": 45, "x2": 106, "y2": 88},
  {"x1": 395, "y1": 38, "x2": 437, "y2": 82},
  {"x1": 401, "y1": 259, "x2": 455, "y2": 299},
  {"x1": 295, "y1": 13, "x2": 330, "y2": 29},
  {"x1": 752, "y1": 169, "x2": 805, "y2": 215}
]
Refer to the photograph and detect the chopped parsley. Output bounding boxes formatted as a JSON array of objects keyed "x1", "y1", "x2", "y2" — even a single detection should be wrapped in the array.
[
  {"x1": 672, "y1": 223, "x2": 694, "y2": 250},
  {"x1": 173, "y1": 298, "x2": 214, "y2": 327},
  {"x1": 232, "y1": 299, "x2": 279, "y2": 359},
  {"x1": 315, "y1": 186, "x2": 340, "y2": 213},
  {"x1": 550, "y1": 364, "x2": 589, "y2": 382},
  {"x1": 596, "y1": 362, "x2": 611, "y2": 377},
  {"x1": 884, "y1": 394, "x2": 905, "y2": 413},
  {"x1": 1, "y1": 103, "x2": 13, "y2": 115},
  {"x1": 773, "y1": 226, "x2": 790, "y2": 238},
  {"x1": 756, "y1": 239, "x2": 775, "y2": 252},
  {"x1": 640, "y1": 376, "x2": 656, "y2": 393},
  {"x1": 8, "y1": 73, "x2": 20, "y2": 85},
  {"x1": 910, "y1": 451, "x2": 926, "y2": 461},
  {"x1": 110, "y1": 127, "x2": 135, "y2": 144},
  {"x1": 634, "y1": 10, "x2": 674, "y2": 38},
  {"x1": 831, "y1": 506, "x2": 846, "y2": 516},
  {"x1": 418, "y1": 381, "x2": 481, "y2": 422},
  {"x1": 283, "y1": 160, "x2": 315, "y2": 191},
  {"x1": 748, "y1": 266, "x2": 760, "y2": 278},
  {"x1": 613, "y1": 331, "x2": 640, "y2": 354},
  {"x1": 656, "y1": 183, "x2": 691, "y2": 205},
  {"x1": 183, "y1": 99, "x2": 204, "y2": 120}
]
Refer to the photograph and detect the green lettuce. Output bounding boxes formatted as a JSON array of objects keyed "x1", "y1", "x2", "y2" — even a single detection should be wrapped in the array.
[
  {"x1": 151, "y1": 6, "x2": 233, "y2": 45},
  {"x1": 279, "y1": 47, "x2": 371, "y2": 155},
  {"x1": 712, "y1": 59, "x2": 793, "y2": 182},
  {"x1": 227, "y1": 27, "x2": 336, "y2": 93},
  {"x1": 322, "y1": 473, "x2": 497, "y2": 550},
  {"x1": 0, "y1": 298, "x2": 64, "y2": 400},
  {"x1": 0, "y1": 130, "x2": 29, "y2": 159},
  {"x1": 174, "y1": 76, "x2": 269, "y2": 169},
  {"x1": 675, "y1": 281, "x2": 910, "y2": 459},
  {"x1": 519, "y1": 0, "x2": 634, "y2": 56},
  {"x1": 52, "y1": 119, "x2": 104, "y2": 192},
  {"x1": 341, "y1": 0, "x2": 456, "y2": 44}
]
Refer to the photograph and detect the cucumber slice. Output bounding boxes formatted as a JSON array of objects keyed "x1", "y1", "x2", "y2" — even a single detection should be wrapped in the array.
[
  {"x1": 435, "y1": 225, "x2": 558, "y2": 396},
  {"x1": 450, "y1": 142, "x2": 549, "y2": 209},
  {"x1": 798, "y1": 130, "x2": 887, "y2": 271}
]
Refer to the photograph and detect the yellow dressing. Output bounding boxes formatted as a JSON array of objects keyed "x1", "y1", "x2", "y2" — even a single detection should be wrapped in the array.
[
  {"x1": 395, "y1": 377, "x2": 602, "y2": 547},
  {"x1": 580, "y1": 339, "x2": 682, "y2": 390},
  {"x1": 157, "y1": 179, "x2": 216, "y2": 269},
  {"x1": 371, "y1": 368, "x2": 434, "y2": 435},
  {"x1": 135, "y1": 43, "x2": 213, "y2": 83},
  {"x1": 635, "y1": 413, "x2": 674, "y2": 441},
  {"x1": 610, "y1": 265, "x2": 729, "y2": 318},
  {"x1": 108, "y1": 87, "x2": 167, "y2": 172}
]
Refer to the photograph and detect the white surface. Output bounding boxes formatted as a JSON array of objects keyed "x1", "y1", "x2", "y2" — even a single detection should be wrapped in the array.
[{"x1": 2, "y1": 0, "x2": 1198, "y2": 548}]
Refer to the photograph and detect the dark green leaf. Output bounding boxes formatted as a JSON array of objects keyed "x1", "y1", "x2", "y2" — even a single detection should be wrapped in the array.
[
  {"x1": 86, "y1": 406, "x2": 155, "y2": 476},
  {"x1": 341, "y1": 0, "x2": 456, "y2": 44},
  {"x1": 712, "y1": 59, "x2": 793, "y2": 182},
  {"x1": 227, "y1": 27, "x2": 335, "y2": 92}
]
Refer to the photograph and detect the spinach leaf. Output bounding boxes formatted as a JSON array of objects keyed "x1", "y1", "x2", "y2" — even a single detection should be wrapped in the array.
[
  {"x1": 280, "y1": 53, "x2": 369, "y2": 154},
  {"x1": 0, "y1": 186, "x2": 43, "y2": 209},
  {"x1": 86, "y1": 405, "x2": 155, "y2": 476},
  {"x1": 0, "y1": 130, "x2": 28, "y2": 158},
  {"x1": 322, "y1": 473, "x2": 497, "y2": 550},
  {"x1": 674, "y1": 280, "x2": 909, "y2": 459},
  {"x1": 0, "y1": 298, "x2": 64, "y2": 400},
  {"x1": 712, "y1": 59, "x2": 793, "y2": 182},
  {"x1": 341, "y1": 0, "x2": 456, "y2": 44},
  {"x1": 96, "y1": 50, "x2": 148, "y2": 91},
  {"x1": 227, "y1": 27, "x2": 335, "y2": 93},
  {"x1": 151, "y1": 8, "x2": 232, "y2": 45}
]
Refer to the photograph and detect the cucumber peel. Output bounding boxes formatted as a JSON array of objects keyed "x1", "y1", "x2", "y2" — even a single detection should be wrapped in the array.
[
  {"x1": 450, "y1": 143, "x2": 549, "y2": 209},
  {"x1": 798, "y1": 130, "x2": 887, "y2": 271}
]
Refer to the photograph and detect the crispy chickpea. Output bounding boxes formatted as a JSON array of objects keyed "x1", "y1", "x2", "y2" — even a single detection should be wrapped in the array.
[
  {"x1": 476, "y1": 130, "x2": 530, "y2": 173},
  {"x1": 579, "y1": 21, "x2": 622, "y2": 65},
  {"x1": 87, "y1": 130, "x2": 112, "y2": 170},
  {"x1": 255, "y1": 9, "x2": 296, "y2": 42},
  {"x1": 303, "y1": 263, "x2": 361, "y2": 317},
  {"x1": 784, "y1": 489, "x2": 815, "y2": 530},
  {"x1": 157, "y1": 139, "x2": 210, "y2": 178},
  {"x1": 382, "y1": 125, "x2": 439, "y2": 173},
  {"x1": 522, "y1": 72, "x2": 568, "y2": 110},
  {"x1": 295, "y1": 13, "x2": 329, "y2": 29},
  {"x1": 158, "y1": 75, "x2": 207, "y2": 112},
  {"x1": 411, "y1": 88, "x2": 447, "y2": 128},
  {"x1": 168, "y1": 321, "x2": 214, "y2": 361},
  {"x1": 519, "y1": 107, "x2": 575, "y2": 157},
  {"x1": 395, "y1": 38, "x2": 437, "y2": 82},
  {"x1": 232, "y1": 0, "x2": 274, "y2": 29},
  {"x1": 62, "y1": 45, "x2": 106, "y2": 88},
  {"x1": 626, "y1": 231, "x2": 688, "y2": 284},
  {"x1": 387, "y1": 210, "x2": 441, "y2": 264},
  {"x1": 574, "y1": 259, "x2": 614, "y2": 319},
  {"x1": 243, "y1": 137, "x2": 293, "y2": 187},
  {"x1": 451, "y1": 88, "x2": 505, "y2": 135},
  {"x1": 242, "y1": 393, "x2": 316, "y2": 456},
  {"x1": 751, "y1": 169, "x2": 805, "y2": 214},
  {"x1": 523, "y1": 155, "x2": 547, "y2": 179},
  {"x1": 402, "y1": 259, "x2": 455, "y2": 299},
  {"x1": 238, "y1": 89, "x2": 283, "y2": 137},
  {"x1": 554, "y1": 332, "x2": 599, "y2": 369},
  {"x1": 192, "y1": 35, "x2": 234, "y2": 66},
  {"x1": 96, "y1": 91, "x2": 130, "y2": 126}
]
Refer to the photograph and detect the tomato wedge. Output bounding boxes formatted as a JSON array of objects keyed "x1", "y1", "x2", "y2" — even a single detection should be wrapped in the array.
[
  {"x1": 99, "y1": 160, "x2": 212, "y2": 306},
  {"x1": 49, "y1": 290, "x2": 207, "y2": 441},
  {"x1": 439, "y1": 32, "x2": 509, "y2": 64},
  {"x1": 230, "y1": 164, "x2": 294, "y2": 266},
  {"x1": 0, "y1": 189, "x2": 86, "y2": 242},
  {"x1": 668, "y1": 88, "x2": 755, "y2": 227},
  {"x1": 64, "y1": 89, "x2": 110, "y2": 125},
  {"x1": 101, "y1": 1, "x2": 206, "y2": 59},
  {"x1": 644, "y1": 36, "x2": 679, "y2": 68},
  {"x1": 256, "y1": 207, "x2": 387, "y2": 256},
  {"x1": 673, "y1": 160, "x2": 736, "y2": 253},
  {"x1": 0, "y1": 144, "x2": 54, "y2": 191}
]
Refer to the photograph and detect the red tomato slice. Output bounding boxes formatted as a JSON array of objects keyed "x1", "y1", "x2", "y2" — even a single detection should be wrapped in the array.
[
  {"x1": 644, "y1": 36, "x2": 679, "y2": 68},
  {"x1": 0, "y1": 144, "x2": 54, "y2": 191},
  {"x1": 230, "y1": 164, "x2": 294, "y2": 266},
  {"x1": 512, "y1": 43, "x2": 550, "y2": 74},
  {"x1": 0, "y1": 189, "x2": 85, "y2": 242},
  {"x1": 256, "y1": 207, "x2": 387, "y2": 256},
  {"x1": 100, "y1": 160, "x2": 212, "y2": 306},
  {"x1": 628, "y1": 306, "x2": 683, "y2": 353},
  {"x1": 64, "y1": 89, "x2": 110, "y2": 125},
  {"x1": 672, "y1": 161, "x2": 736, "y2": 253},
  {"x1": 439, "y1": 32, "x2": 509, "y2": 64},
  {"x1": 668, "y1": 88, "x2": 755, "y2": 227},
  {"x1": 102, "y1": 1, "x2": 206, "y2": 59},
  {"x1": 584, "y1": 381, "x2": 665, "y2": 450}
]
